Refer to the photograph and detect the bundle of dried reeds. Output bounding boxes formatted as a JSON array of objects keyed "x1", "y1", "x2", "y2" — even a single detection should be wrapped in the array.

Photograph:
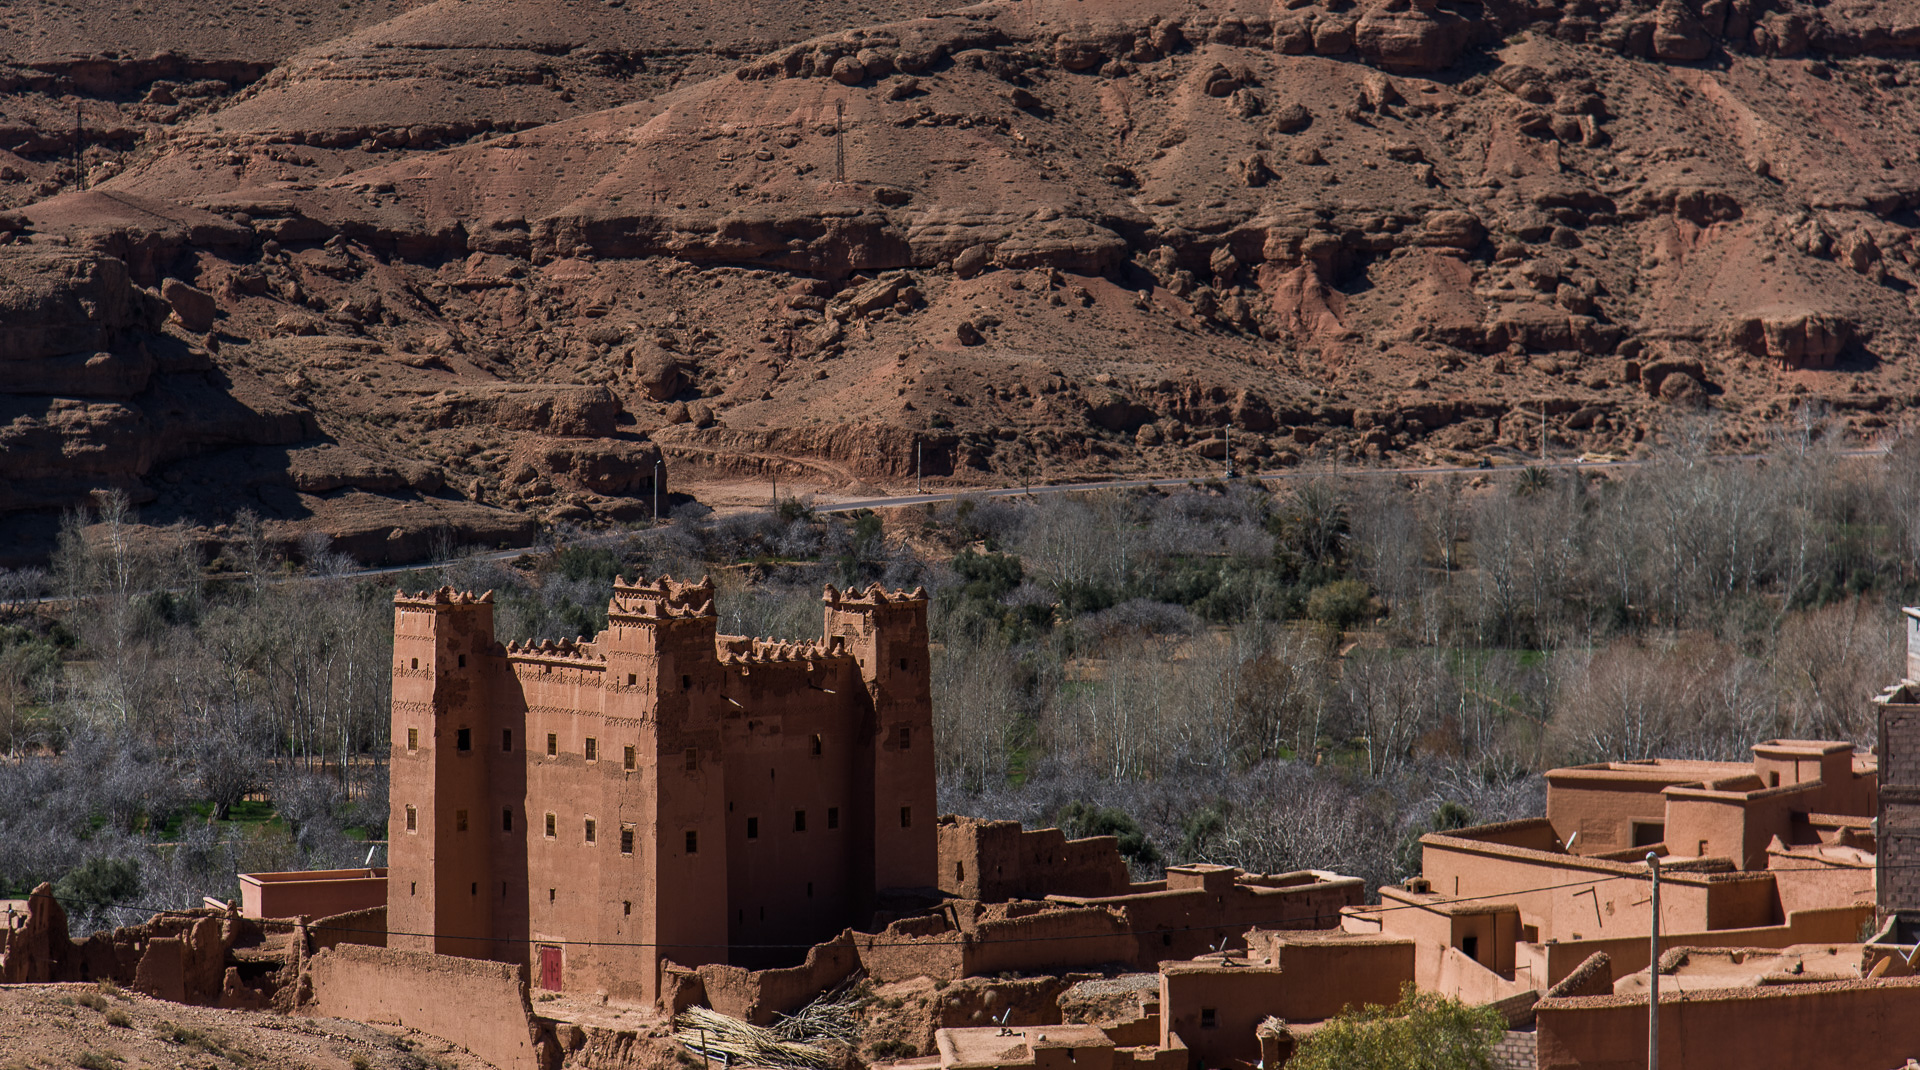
[
  {"x1": 772, "y1": 986, "x2": 864, "y2": 1048},
  {"x1": 674, "y1": 1005, "x2": 837, "y2": 1070}
]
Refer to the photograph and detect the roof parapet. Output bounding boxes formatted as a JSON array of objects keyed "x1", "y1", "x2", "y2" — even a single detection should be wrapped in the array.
[
  {"x1": 822, "y1": 582, "x2": 930, "y2": 607},
  {"x1": 503, "y1": 636, "x2": 605, "y2": 664},
  {"x1": 609, "y1": 573, "x2": 717, "y2": 621},
  {"x1": 394, "y1": 586, "x2": 495, "y2": 607}
]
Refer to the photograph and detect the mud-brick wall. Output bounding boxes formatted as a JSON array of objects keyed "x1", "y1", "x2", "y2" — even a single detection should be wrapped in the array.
[
  {"x1": 303, "y1": 944, "x2": 541, "y2": 1070},
  {"x1": 1536, "y1": 978, "x2": 1920, "y2": 1070}
]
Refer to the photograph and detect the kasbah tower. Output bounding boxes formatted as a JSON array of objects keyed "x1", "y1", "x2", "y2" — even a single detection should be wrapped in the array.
[{"x1": 385, "y1": 575, "x2": 936, "y2": 1004}]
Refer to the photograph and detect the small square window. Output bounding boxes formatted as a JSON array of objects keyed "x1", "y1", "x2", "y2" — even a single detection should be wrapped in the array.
[
  {"x1": 794, "y1": 810, "x2": 807, "y2": 833},
  {"x1": 628, "y1": 673, "x2": 638, "y2": 686},
  {"x1": 900, "y1": 806, "x2": 912, "y2": 829},
  {"x1": 624, "y1": 900, "x2": 632, "y2": 915},
  {"x1": 410, "y1": 657, "x2": 419, "y2": 670},
  {"x1": 405, "y1": 805, "x2": 417, "y2": 832},
  {"x1": 406, "y1": 727, "x2": 418, "y2": 751},
  {"x1": 547, "y1": 733, "x2": 558, "y2": 757},
  {"x1": 897, "y1": 725, "x2": 911, "y2": 748},
  {"x1": 545, "y1": 813, "x2": 556, "y2": 839},
  {"x1": 585, "y1": 818, "x2": 597, "y2": 844},
  {"x1": 456, "y1": 728, "x2": 471, "y2": 752},
  {"x1": 621, "y1": 826, "x2": 635, "y2": 855},
  {"x1": 625, "y1": 745, "x2": 636, "y2": 771},
  {"x1": 1201, "y1": 1009, "x2": 1217, "y2": 1030},
  {"x1": 458, "y1": 654, "x2": 467, "y2": 668},
  {"x1": 682, "y1": 674, "x2": 692, "y2": 690},
  {"x1": 685, "y1": 748, "x2": 698, "y2": 772},
  {"x1": 827, "y1": 807, "x2": 839, "y2": 830},
  {"x1": 455, "y1": 809, "x2": 468, "y2": 832},
  {"x1": 686, "y1": 830, "x2": 699, "y2": 854},
  {"x1": 747, "y1": 817, "x2": 759, "y2": 840},
  {"x1": 503, "y1": 808, "x2": 513, "y2": 832},
  {"x1": 899, "y1": 657, "x2": 908, "y2": 671},
  {"x1": 502, "y1": 728, "x2": 513, "y2": 751},
  {"x1": 811, "y1": 734, "x2": 823, "y2": 756},
  {"x1": 585, "y1": 737, "x2": 598, "y2": 762}
]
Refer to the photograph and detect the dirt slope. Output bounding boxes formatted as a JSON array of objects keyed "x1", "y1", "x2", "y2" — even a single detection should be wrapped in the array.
[
  {"x1": 1, "y1": 0, "x2": 1919, "y2": 561},
  {"x1": 0, "y1": 982, "x2": 489, "y2": 1070}
]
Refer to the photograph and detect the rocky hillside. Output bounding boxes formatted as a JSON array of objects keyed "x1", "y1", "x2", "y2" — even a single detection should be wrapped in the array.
[{"x1": 2, "y1": 0, "x2": 1918, "y2": 562}]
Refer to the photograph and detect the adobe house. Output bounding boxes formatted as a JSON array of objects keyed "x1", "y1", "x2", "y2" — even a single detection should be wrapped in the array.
[
  {"x1": 1544, "y1": 739, "x2": 1876, "y2": 865},
  {"x1": 385, "y1": 577, "x2": 937, "y2": 1004}
]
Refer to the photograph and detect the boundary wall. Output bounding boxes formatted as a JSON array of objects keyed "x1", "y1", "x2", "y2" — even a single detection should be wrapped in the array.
[
  {"x1": 1535, "y1": 903, "x2": 1873, "y2": 984},
  {"x1": 302, "y1": 943, "x2": 548, "y2": 1070},
  {"x1": 1536, "y1": 977, "x2": 1920, "y2": 1070}
]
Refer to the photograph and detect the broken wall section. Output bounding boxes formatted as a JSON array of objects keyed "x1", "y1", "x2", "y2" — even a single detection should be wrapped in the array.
[{"x1": 301, "y1": 943, "x2": 552, "y2": 1070}]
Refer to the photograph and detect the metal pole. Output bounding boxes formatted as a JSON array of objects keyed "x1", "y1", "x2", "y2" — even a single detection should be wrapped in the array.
[
  {"x1": 916, "y1": 440, "x2": 922, "y2": 494},
  {"x1": 1647, "y1": 852, "x2": 1661, "y2": 1070},
  {"x1": 653, "y1": 461, "x2": 661, "y2": 522}
]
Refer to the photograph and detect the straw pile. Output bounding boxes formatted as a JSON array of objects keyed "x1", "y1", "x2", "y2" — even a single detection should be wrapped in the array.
[{"x1": 674, "y1": 1006, "x2": 838, "y2": 1070}]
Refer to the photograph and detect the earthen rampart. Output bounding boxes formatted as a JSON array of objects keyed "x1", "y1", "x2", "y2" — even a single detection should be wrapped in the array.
[{"x1": 302, "y1": 943, "x2": 549, "y2": 1070}]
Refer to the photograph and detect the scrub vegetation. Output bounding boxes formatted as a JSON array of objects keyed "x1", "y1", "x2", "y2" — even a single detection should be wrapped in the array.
[{"x1": 0, "y1": 427, "x2": 1912, "y2": 929}]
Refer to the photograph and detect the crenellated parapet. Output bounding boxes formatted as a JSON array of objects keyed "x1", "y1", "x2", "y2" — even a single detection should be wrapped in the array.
[
  {"x1": 608, "y1": 574, "x2": 718, "y2": 623},
  {"x1": 715, "y1": 635, "x2": 854, "y2": 666},
  {"x1": 822, "y1": 582, "x2": 930, "y2": 609},
  {"x1": 504, "y1": 637, "x2": 606, "y2": 666},
  {"x1": 395, "y1": 587, "x2": 496, "y2": 608}
]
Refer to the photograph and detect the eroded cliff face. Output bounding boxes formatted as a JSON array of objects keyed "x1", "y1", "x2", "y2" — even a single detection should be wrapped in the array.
[{"x1": 2, "y1": 0, "x2": 1919, "y2": 560}]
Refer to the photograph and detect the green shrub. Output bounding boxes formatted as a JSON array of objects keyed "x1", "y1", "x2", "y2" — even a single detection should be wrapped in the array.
[
  {"x1": 54, "y1": 857, "x2": 141, "y2": 915},
  {"x1": 1058, "y1": 801, "x2": 1162, "y2": 869},
  {"x1": 1306, "y1": 579, "x2": 1371, "y2": 631},
  {"x1": 1289, "y1": 985, "x2": 1504, "y2": 1070}
]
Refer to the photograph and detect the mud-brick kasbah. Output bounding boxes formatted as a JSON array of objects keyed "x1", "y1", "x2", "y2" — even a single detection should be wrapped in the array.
[{"x1": 20, "y1": 590, "x2": 1920, "y2": 1068}]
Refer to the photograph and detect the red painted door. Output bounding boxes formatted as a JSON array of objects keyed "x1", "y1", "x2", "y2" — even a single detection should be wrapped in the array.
[{"x1": 539, "y1": 945, "x2": 562, "y2": 991}]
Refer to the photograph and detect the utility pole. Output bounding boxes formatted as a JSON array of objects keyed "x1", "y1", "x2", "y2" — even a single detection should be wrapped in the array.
[
  {"x1": 916, "y1": 440, "x2": 922, "y2": 494},
  {"x1": 834, "y1": 100, "x2": 846, "y2": 184},
  {"x1": 1647, "y1": 852, "x2": 1662, "y2": 1070},
  {"x1": 653, "y1": 461, "x2": 662, "y2": 522}
]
